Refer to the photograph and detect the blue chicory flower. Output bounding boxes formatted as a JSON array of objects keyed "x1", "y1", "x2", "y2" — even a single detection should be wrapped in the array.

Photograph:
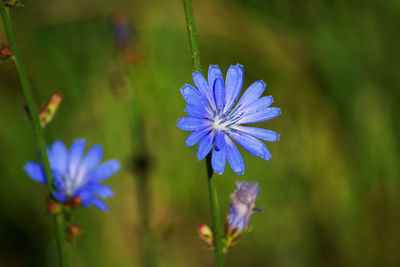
[
  {"x1": 177, "y1": 64, "x2": 280, "y2": 175},
  {"x1": 227, "y1": 181, "x2": 260, "y2": 235},
  {"x1": 24, "y1": 139, "x2": 120, "y2": 212}
]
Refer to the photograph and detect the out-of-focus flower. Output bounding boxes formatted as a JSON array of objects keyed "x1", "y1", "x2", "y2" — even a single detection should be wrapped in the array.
[
  {"x1": 39, "y1": 93, "x2": 62, "y2": 127},
  {"x1": 226, "y1": 181, "x2": 260, "y2": 243},
  {"x1": 197, "y1": 223, "x2": 213, "y2": 247},
  {"x1": 24, "y1": 139, "x2": 120, "y2": 212},
  {"x1": 111, "y1": 14, "x2": 144, "y2": 65},
  {"x1": 112, "y1": 14, "x2": 132, "y2": 49},
  {"x1": 177, "y1": 64, "x2": 280, "y2": 175}
]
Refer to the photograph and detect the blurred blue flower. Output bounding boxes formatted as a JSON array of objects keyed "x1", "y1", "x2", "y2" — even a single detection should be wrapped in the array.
[
  {"x1": 177, "y1": 64, "x2": 280, "y2": 175},
  {"x1": 24, "y1": 139, "x2": 120, "y2": 212},
  {"x1": 227, "y1": 181, "x2": 260, "y2": 235},
  {"x1": 112, "y1": 14, "x2": 132, "y2": 49}
]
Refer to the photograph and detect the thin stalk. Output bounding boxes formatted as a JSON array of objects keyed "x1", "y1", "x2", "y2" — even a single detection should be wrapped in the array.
[
  {"x1": 182, "y1": 0, "x2": 201, "y2": 72},
  {"x1": 0, "y1": 3, "x2": 69, "y2": 267},
  {"x1": 129, "y1": 98, "x2": 157, "y2": 267},
  {"x1": 182, "y1": 0, "x2": 225, "y2": 266},
  {"x1": 135, "y1": 163, "x2": 156, "y2": 267},
  {"x1": 206, "y1": 154, "x2": 225, "y2": 266}
]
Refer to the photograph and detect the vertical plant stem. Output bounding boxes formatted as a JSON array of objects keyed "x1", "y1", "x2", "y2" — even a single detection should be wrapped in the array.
[
  {"x1": 182, "y1": 0, "x2": 225, "y2": 266},
  {"x1": 182, "y1": 0, "x2": 201, "y2": 72},
  {"x1": 136, "y1": 163, "x2": 156, "y2": 267},
  {"x1": 0, "y1": 3, "x2": 69, "y2": 267},
  {"x1": 206, "y1": 154, "x2": 225, "y2": 267},
  {"x1": 55, "y1": 215, "x2": 69, "y2": 266},
  {"x1": 129, "y1": 99, "x2": 157, "y2": 267}
]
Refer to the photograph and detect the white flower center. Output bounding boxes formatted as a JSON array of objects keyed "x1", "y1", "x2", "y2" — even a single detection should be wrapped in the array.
[{"x1": 212, "y1": 113, "x2": 233, "y2": 132}]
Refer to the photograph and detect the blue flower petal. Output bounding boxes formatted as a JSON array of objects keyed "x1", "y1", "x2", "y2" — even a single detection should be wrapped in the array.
[
  {"x1": 180, "y1": 84, "x2": 211, "y2": 114},
  {"x1": 240, "y1": 96, "x2": 273, "y2": 115},
  {"x1": 224, "y1": 64, "x2": 243, "y2": 112},
  {"x1": 177, "y1": 116, "x2": 211, "y2": 131},
  {"x1": 237, "y1": 80, "x2": 266, "y2": 108},
  {"x1": 215, "y1": 130, "x2": 225, "y2": 150},
  {"x1": 77, "y1": 191, "x2": 110, "y2": 211},
  {"x1": 213, "y1": 78, "x2": 225, "y2": 111},
  {"x1": 225, "y1": 136, "x2": 245, "y2": 174},
  {"x1": 229, "y1": 131, "x2": 271, "y2": 161},
  {"x1": 86, "y1": 183, "x2": 114, "y2": 199},
  {"x1": 77, "y1": 144, "x2": 103, "y2": 177},
  {"x1": 73, "y1": 144, "x2": 104, "y2": 189},
  {"x1": 67, "y1": 139, "x2": 86, "y2": 178},
  {"x1": 88, "y1": 159, "x2": 120, "y2": 182},
  {"x1": 211, "y1": 135, "x2": 226, "y2": 175},
  {"x1": 185, "y1": 127, "x2": 212, "y2": 147},
  {"x1": 49, "y1": 141, "x2": 68, "y2": 175},
  {"x1": 208, "y1": 65, "x2": 223, "y2": 89},
  {"x1": 192, "y1": 72, "x2": 216, "y2": 110},
  {"x1": 76, "y1": 190, "x2": 93, "y2": 207},
  {"x1": 91, "y1": 197, "x2": 110, "y2": 212},
  {"x1": 24, "y1": 162, "x2": 46, "y2": 184},
  {"x1": 197, "y1": 131, "x2": 215, "y2": 161},
  {"x1": 237, "y1": 107, "x2": 281, "y2": 124},
  {"x1": 53, "y1": 173, "x2": 65, "y2": 191},
  {"x1": 184, "y1": 104, "x2": 212, "y2": 119},
  {"x1": 232, "y1": 126, "x2": 279, "y2": 142},
  {"x1": 52, "y1": 191, "x2": 68, "y2": 202},
  {"x1": 229, "y1": 213, "x2": 247, "y2": 233}
]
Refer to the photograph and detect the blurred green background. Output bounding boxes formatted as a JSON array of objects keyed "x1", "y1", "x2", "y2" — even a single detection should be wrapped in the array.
[{"x1": 1, "y1": 0, "x2": 400, "y2": 266}]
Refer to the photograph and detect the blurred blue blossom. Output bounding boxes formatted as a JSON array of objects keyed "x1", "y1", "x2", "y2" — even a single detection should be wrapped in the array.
[
  {"x1": 24, "y1": 139, "x2": 120, "y2": 211},
  {"x1": 177, "y1": 64, "x2": 280, "y2": 175},
  {"x1": 227, "y1": 181, "x2": 260, "y2": 235},
  {"x1": 112, "y1": 14, "x2": 132, "y2": 49}
]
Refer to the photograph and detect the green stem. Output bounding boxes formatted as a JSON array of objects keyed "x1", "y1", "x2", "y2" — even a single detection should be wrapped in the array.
[
  {"x1": 136, "y1": 165, "x2": 156, "y2": 267},
  {"x1": 182, "y1": 0, "x2": 201, "y2": 72},
  {"x1": 206, "y1": 155, "x2": 225, "y2": 267},
  {"x1": 0, "y1": 3, "x2": 69, "y2": 267},
  {"x1": 55, "y1": 215, "x2": 69, "y2": 266},
  {"x1": 182, "y1": 1, "x2": 225, "y2": 266},
  {"x1": 132, "y1": 110, "x2": 157, "y2": 267}
]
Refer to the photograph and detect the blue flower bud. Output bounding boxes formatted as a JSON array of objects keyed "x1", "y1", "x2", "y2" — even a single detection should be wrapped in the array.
[{"x1": 227, "y1": 181, "x2": 260, "y2": 236}]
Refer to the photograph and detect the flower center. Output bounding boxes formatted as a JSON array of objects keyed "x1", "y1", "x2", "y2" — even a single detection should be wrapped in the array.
[
  {"x1": 212, "y1": 108, "x2": 243, "y2": 132},
  {"x1": 212, "y1": 113, "x2": 231, "y2": 132},
  {"x1": 64, "y1": 174, "x2": 76, "y2": 195}
]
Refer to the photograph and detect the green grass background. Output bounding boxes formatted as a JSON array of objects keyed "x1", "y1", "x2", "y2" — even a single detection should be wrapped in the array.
[{"x1": 1, "y1": 0, "x2": 400, "y2": 266}]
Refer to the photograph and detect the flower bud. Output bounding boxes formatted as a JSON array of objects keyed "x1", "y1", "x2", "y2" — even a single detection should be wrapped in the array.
[
  {"x1": 0, "y1": 44, "x2": 12, "y2": 60},
  {"x1": 66, "y1": 196, "x2": 82, "y2": 207},
  {"x1": 224, "y1": 181, "x2": 260, "y2": 248},
  {"x1": 67, "y1": 225, "x2": 80, "y2": 241},
  {"x1": 197, "y1": 223, "x2": 213, "y2": 247},
  {"x1": 39, "y1": 93, "x2": 62, "y2": 127},
  {"x1": 47, "y1": 200, "x2": 62, "y2": 215}
]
